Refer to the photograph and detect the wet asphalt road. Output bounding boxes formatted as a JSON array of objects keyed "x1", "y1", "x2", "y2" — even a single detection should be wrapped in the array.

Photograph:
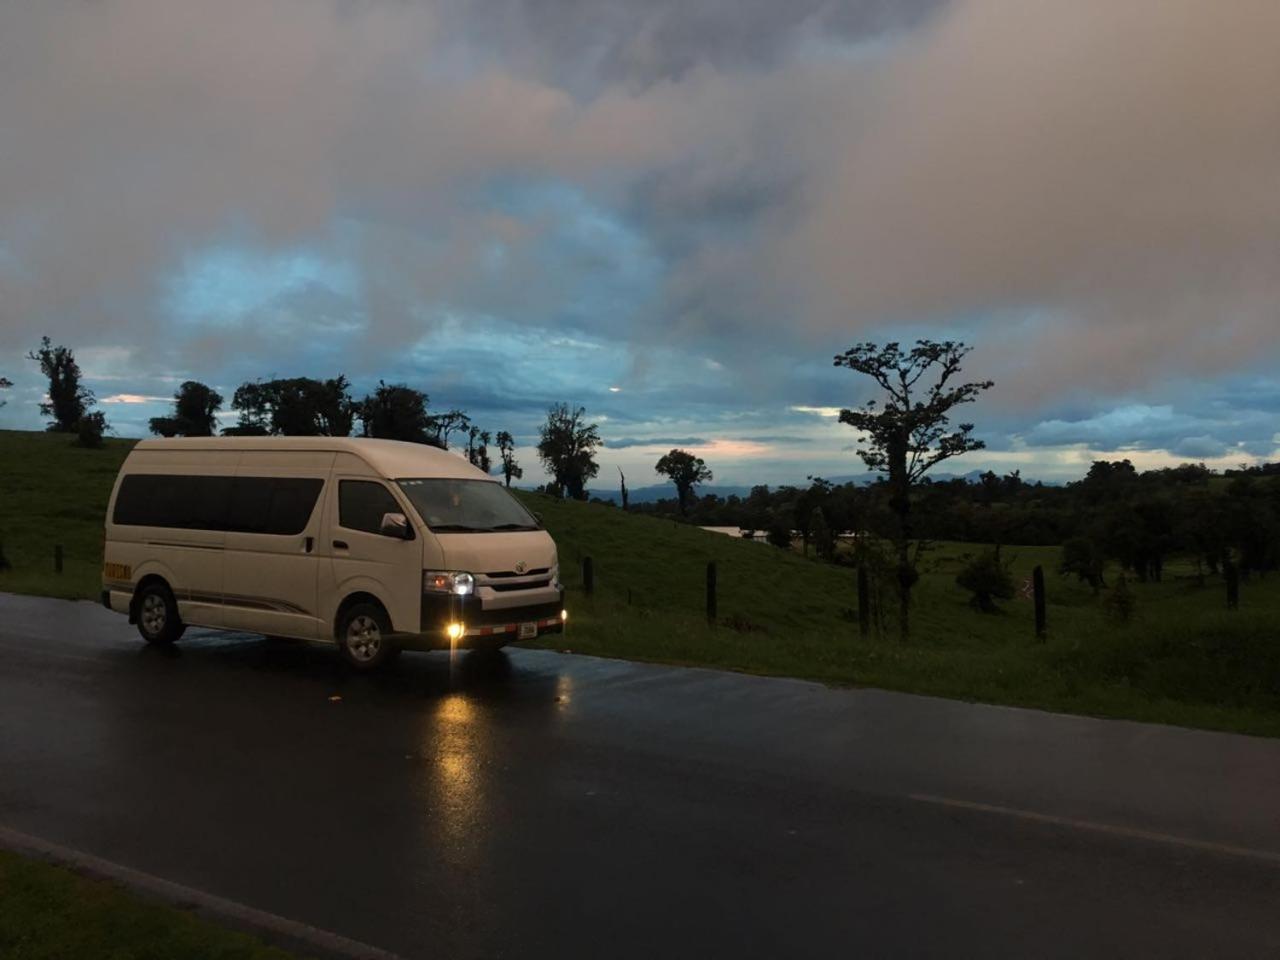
[{"x1": 2, "y1": 593, "x2": 1280, "y2": 958}]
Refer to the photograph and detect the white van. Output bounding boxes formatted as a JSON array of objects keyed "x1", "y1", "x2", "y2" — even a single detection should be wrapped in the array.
[{"x1": 101, "y1": 437, "x2": 565, "y2": 668}]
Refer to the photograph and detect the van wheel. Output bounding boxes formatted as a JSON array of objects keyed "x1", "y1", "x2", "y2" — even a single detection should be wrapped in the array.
[
  {"x1": 337, "y1": 603, "x2": 398, "y2": 670},
  {"x1": 136, "y1": 582, "x2": 185, "y2": 646}
]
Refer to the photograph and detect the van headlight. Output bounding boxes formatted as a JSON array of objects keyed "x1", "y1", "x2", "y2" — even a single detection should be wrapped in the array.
[{"x1": 424, "y1": 571, "x2": 475, "y2": 596}]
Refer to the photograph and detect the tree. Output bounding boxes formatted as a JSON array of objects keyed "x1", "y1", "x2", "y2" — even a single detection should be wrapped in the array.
[
  {"x1": 796, "y1": 477, "x2": 833, "y2": 555},
  {"x1": 150, "y1": 381, "x2": 223, "y2": 437},
  {"x1": 27, "y1": 336, "x2": 95, "y2": 432},
  {"x1": 224, "y1": 376, "x2": 355, "y2": 436},
  {"x1": 223, "y1": 380, "x2": 272, "y2": 435},
  {"x1": 618, "y1": 467, "x2": 629, "y2": 510},
  {"x1": 810, "y1": 506, "x2": 835, "y2": 561},
  {"x1": 466, "y1": 427, "x2": 492, "y2": 473},
  {"x1": 0, "y1": 376, "x2": 11, "y2": 409},
  {"x1": 537, "y1": 403, "x2": 601, "y2": 500},
  {"x1": 358, "y1": 381, "x2": 435, "y2": 443},
  {"x1": 496, "y1": 431, "x2": 523, "y2": 487},
  {"x1": 834, "y1": 340, "x2": 993, "y2": 641},
  {"x1": 312, "y1": 376, "x2": 357, "y2": 437},
  {"x1": 75, "y1": 410, "x2": 108, "y2": 448},
  {"x1": 429, "y1": 409, "x2": 471, "y2": 450},
  {"x1": 654, "y1": 449, "x2": 713, "y2": 516}
]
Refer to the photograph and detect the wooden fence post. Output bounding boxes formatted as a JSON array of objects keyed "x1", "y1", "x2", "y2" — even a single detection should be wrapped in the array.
[
  {"x1": 857, "y1": 566, "x2": 871, "y2": 638},
  {"x1": 1033, "y1": 565, "x2": 1047, "y2": 640},
  {"x1": 1225, "y1": 559, "x2": 1239, "y2": 610},
  {"x1": 706, "y1": 562, "x2": 718, "y2": 625}
]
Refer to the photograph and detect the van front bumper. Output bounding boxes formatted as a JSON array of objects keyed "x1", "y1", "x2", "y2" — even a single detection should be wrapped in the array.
[{"x1": 412, "y1": 588, "x2": 566, "y2": 650}]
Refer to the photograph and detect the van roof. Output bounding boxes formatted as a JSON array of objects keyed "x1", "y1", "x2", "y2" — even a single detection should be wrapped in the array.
[{"x1": 132, "y1": 436, "x2": 495, "y2": 481}]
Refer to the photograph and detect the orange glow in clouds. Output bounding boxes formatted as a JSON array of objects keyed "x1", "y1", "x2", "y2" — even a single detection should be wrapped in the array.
[{"x1": 684, "y1": 439, "x2": 772, "y2": 458}]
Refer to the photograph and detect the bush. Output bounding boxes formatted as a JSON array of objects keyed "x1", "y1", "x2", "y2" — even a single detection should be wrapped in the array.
[
  {"x1": 1060, "y1": 536, "x2": 1107, "y2": 593},
  {"x1": 766, "y1": 517, "x2": 793, "y2": 550},
  {"x1": 956, "y1": 549, "x2": 1015, "y2": 613},
  {"x1": 1102, "y1": 574, "x2": 1137, "y2": 625},
  {"x1": 73, "y1": 412, "x2": 107, "y2": 448}
]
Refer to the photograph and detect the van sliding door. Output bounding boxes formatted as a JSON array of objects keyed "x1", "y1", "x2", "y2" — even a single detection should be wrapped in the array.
[{"x1": 220, "y1": 452, "x2": 333, "y2": 640}]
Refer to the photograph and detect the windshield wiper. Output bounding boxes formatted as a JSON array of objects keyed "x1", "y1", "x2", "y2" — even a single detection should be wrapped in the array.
[
  {"x1": 430, "y1": 523, "x2": 489, "y2": 532},
  {"x1": 489, "y1": 522, "x2": 538, "y2": 531}
]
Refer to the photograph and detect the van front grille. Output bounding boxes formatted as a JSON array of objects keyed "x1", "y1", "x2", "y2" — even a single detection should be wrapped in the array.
[
  {"x1": 485, "y1": 568, "x2": 550, "y2": 579},
  {"x1": 489, "y1": 577, "x2": 553, "y2": 593}
]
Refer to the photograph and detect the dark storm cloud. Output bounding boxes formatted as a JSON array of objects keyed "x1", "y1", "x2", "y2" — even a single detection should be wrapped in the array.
[
  {"x1": 437, "y1": 0, "x2": 944, "y2": 90},
  {"x1": 605, "y1": 436, "x2": 707, "y2": 449}
]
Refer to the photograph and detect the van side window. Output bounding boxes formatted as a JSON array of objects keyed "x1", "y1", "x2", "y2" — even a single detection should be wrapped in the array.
[
  {"x1": 113, "y1": 475, "x2": 232, "y2": 529},
  {"x1": 228, "y1": 477, "x2": 325, "y2": 535},
  {"x1": 265, "y1": 479, "x2": 325, "y2": 535},
  {"x1": 113, "y1": 474, "x2": 322, "y2": 535},
  {"x1": 339, "y1": 481, "x2": 401, "y2": 535}
]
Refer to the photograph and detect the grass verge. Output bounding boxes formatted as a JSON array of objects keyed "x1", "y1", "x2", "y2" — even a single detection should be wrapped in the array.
[{"x1": 0, "y1": 849, "x2": 298, "y2": 960}]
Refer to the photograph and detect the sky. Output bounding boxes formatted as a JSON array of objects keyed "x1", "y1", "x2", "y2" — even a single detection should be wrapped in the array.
[{"x1": 2, "y1": 0, "x2": 1279, "y2": 488}]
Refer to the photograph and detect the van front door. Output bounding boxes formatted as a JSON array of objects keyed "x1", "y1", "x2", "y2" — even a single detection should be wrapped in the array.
[
  {"x1": 220, "y1": 455, "x2": 331, "y2": 640},
  {"x1": 323, "y1": 478, "x2": 422, "y2": 638}
]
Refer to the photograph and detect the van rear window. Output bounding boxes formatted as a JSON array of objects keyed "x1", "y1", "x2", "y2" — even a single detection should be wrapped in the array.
[{"x1": 112, "y1": 475, "x2": 323, "y2": 535}]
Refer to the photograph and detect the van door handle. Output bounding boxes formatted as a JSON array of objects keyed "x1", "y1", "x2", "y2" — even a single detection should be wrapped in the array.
[
  {"x1": 304, "y1": 536, "x2": 314, "y2": 553},
  {"x1": 332, "y1": 540, "x2": 349, "y2": 550}
]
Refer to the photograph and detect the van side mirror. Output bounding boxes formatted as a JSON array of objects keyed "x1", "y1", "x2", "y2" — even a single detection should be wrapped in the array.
[{"x1": 380, "y1": 512, "x2": 412, "y2": 539}]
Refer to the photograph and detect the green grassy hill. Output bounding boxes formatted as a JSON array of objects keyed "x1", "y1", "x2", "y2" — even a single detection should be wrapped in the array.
[
  {"x1": 0, "y1": 429, "x2": 135, "y2": 598},
  {"x1": 2, "y1": 428, "x2": 1278, "y2": 735}
]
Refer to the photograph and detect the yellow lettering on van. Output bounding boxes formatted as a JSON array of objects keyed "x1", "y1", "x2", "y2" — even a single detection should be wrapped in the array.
[{"x1": 103, "y1": 562, "x2": 132, "y2": 581}]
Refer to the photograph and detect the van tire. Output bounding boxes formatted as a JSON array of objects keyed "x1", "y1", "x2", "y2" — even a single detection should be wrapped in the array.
[
  {"x1": 337, "y1": 602, "x2": 398, "y2": 670},
  {"x1": 135, "y1": 582, "x2": 185, "y2": 646}
]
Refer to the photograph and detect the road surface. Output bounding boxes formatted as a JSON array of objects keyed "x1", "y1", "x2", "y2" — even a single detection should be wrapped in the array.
[{"x1": 2, "y1": 592, "x2": 1279, "y2": 958}]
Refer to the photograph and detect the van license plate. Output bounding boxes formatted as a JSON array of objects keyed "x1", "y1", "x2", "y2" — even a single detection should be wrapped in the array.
[{"x1": 518, "y1": 622, "x2": 537, "y2": 640}]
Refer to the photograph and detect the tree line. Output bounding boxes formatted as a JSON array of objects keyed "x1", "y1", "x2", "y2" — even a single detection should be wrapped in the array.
[
  {"x1": 11, "y1": 337, "x2": 629, "y2": 496},
  {"x1": 15, "y1": 334, "x2": 1273, "y2": 644}
]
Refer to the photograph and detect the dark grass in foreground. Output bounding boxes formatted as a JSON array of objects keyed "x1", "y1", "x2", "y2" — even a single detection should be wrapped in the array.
[
  {"x1": 0, "y1": 850, "x2": 298, "y2": 960},
  {"x1": 2, "y1": 429, "x2": 1278, "y2": 736}
]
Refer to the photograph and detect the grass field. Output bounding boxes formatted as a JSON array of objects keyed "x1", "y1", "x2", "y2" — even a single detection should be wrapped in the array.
[
  {"x1": 0, "y1": 850, "x2": 298, "y2": 960},
  {"x1": 2, "y1": 428, "x2": 1278, "y2": 736}
]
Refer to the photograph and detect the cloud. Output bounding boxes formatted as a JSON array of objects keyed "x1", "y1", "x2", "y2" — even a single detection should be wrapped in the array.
[
  {"x1": 3, "y1": 0, "x2": 1280, "y2": 482},
  {"x1": 790, "y1": 406, "x2": 843, "y2": 418},
  {"x1": 605, "y1": 436, "x2": 707, "y2": 449},
  {"x1": 432, "y1": 0, "x2": 942, "y2": 92},
  {"x1": 100, "y1": 394, "x2": 171, "y2": 405},
  {"x1": 1014, "y1": 394, "x2": 1279, "y2": 466},
  {"x1": 785, "y1": 0, "x2": 1280, "y2": 398}
]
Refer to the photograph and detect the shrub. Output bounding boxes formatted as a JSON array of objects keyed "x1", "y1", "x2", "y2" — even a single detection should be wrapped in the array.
[
  {"x1": 956, "y1": 549, "x2": 1015, "y2": 613},
  {"x1": 1102, "y1": 574, "x2": 1137, "y2": 625},
  {"x1": 1060, "y1": 536, "x2": 1107, "y2": 594}
]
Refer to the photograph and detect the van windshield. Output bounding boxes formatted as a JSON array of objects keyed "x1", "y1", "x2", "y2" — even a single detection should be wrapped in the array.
[{"x1": 396, "y1": 479, "x2": 540, "y2": 533}]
